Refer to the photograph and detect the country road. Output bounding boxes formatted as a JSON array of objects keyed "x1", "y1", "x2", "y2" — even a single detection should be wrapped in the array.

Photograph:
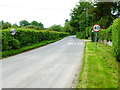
[{"x1": 1, "y1": 36, "x2": 84, "y2": 88}]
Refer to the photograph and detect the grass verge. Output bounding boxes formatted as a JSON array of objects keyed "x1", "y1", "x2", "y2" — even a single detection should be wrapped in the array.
[
  {"x1": 1, "y1": 37, "x2": 64, "y2": 59},
  {"x1": 76, "y1": 41, "x2": 119, "y2": 88}
]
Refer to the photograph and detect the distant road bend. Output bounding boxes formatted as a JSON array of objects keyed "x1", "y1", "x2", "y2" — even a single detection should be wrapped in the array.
[{"x1": 2, "y1": 36, "x2": 84, "y2": 88}]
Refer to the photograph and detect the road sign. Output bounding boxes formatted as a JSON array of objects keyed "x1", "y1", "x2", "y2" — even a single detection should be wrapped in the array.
[
  {"x1": 92, "y1": 24, "x2": 100, "y2": 32},
  {"x1": 10, "y1": 29, "x2": 16, "y2": 35},
  {"x1": 92, "y1": 24, "x2": 100, "y2": 52}
]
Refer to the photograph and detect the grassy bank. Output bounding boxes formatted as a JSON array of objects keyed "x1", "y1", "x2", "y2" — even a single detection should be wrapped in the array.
[
  {"x1": 1, "y1": 37, "x2": 64, "y2": 59},
  {"x1": 76, "y1": 41, "x2": 119, "y2": 88}
]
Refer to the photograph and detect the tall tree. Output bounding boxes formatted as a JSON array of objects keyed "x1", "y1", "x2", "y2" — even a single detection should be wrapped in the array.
[
  {"x1": 31, "y1": 21, "x2": 44, "y2": 28},
  {"x1": 2, "y1": 22, "x2": 11, "y2": 29},
  {"x1": 92, "y1": 2, "x2": 113, "y2": 22},
  {"x1": 70, "y1": 2, "x2": 93, "y2": 32},
  {"x1": 38, "y1": 22, "x2": 44, "y2": 28},
  {"x1": 70, "y1": 1, "x2": 118, "y2": 31},
  {"x1": 12, "y1": 23, "x2": 18, "y2": 28},
  {"x1": 19, "y1": 20, "x2": 30, "y2": 27},
  {"x1": 92, "y1": 2, "x2": 117, "y2": 28},
  {"x1": 50, "y1": 24, "x2": 63, "y2": 32},
  {"x1": 63, "y1": 21, "x2": 73, "y2": 34},
  {"x1": 31, "y1": 21, "x2": 39, "y2": 26}
]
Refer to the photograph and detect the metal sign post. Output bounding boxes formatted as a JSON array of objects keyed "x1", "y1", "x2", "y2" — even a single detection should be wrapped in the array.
[
  {"x1": 92, "y1": 24, "x2": 100, "y2": 52},
  {"x1": 94, "y1": 32, "x2": 98, "y2": 51}
]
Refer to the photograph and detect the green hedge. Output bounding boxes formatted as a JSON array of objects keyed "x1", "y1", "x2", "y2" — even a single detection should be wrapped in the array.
[
  {"x1": 98, "y1": 18, "x2": 120, "y2": 61},
  {"x1": 2, "y1": 28, "x2": 69, "y2": 51},
  {"x1": 112, "y1": 18, "x2": 120, "y2": 61}
]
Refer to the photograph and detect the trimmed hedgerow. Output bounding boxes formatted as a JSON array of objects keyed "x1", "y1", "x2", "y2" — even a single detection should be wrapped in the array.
[
  {"x1": 98, "y1": 18, "x2": 120, "y2": 61},
  {"x1": 1, "y1": 38, "x2": 63, "y2": 58},
  {"x1": 2, "y1": 28, "x2": 69, "y2": 51},
  {"x1": 112, "y1": 18, "x2": 120, "y2": 61}
]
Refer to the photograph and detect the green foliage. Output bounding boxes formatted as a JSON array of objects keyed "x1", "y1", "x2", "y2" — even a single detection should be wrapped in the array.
[
  {"x1": 31, "y1": 21, "x2": 39, "y2": 26},
  {"x1": 70, "y1": 2, "x2": 93, "y2": 32},
  {"x1": 19, "y1": 20, "x2": 30, "y2": 27},
  {"x1": 85, "y1": 27, "x2": 91, "y2": 38},
  {"x1": 76, "y1": 27, "x2": 92, "y2": 39},
  {"x1": 49, "y1": 24, "x2": 63, "y2": 32},
  {"x1": 78, "y1": 12, "x2": 87, "y2": 31},
  {"x1": 98, "y1": 18, "x2": 120, "y2": 61},
  {"x1": 76, "y1": 31, "x2": 85, "y2": 39},
  {"x1": 2, "y1": 28, "x2": 69, "y2": 51},
  {"x1": 2, "y1": 38, "x2": 63, "y2": 58},
  {"x1": 96, "y1": 16, "x2": 113, "y2": 29},
  {"x1": 19, "y1": 20, "x2": 44, "y2": 29},
  {"x1": 2, "y1": 31, "x2": 20, "y2": 51},
  {"x1": 92, "y1": 2, "x2": 113, "y2": 22},
  {"x1": 112, "y1": 18, "x2": 120, "y2": 61},
  {"x1": 31, "y1": 21, "x2": 44, "y2": 28},
  {"x1": 2, "y1": 22, "x2": 11, "y2": 29},
  {"x1": 63, "y1": 22, "x2": 73, "y2": 34},
  {"x1": 98, "y1": 29, "x2": 106, "y2": 41},
  {"x1": 24, "y1": 25, "x2": 41, "y2": 30},
  {"x1": 76, "y1": 32, "x2": 86, "y2": 39},
  {"x1": 70, "y1": 2, "x2": 119, "y2": 34},
  {"x1": 12, "y1": 23, "x2": 19, "y2": 28},
  {"x1": 38, "y1": 22, "x2": 44, "y2": 28},
  {"x1": 98, "y1": 26, "x2": 112, "y2": 41},
  {"x1": 9, "y1": 38, "x2": 20, "y2": 49},
  {"x1": 1, "y1": 20, "x2": 44, "y2": 30}
]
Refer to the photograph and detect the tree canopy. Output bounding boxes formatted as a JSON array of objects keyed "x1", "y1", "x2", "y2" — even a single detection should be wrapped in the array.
[
  {"x1": 20, "y1": 20, "x2": 30, "y2": 27},
  {"x1": 69, "y1": 1, "x2": 120, "y2": 33},
  {"x1": 49, "y1": 24, "x2": 63, "y2": 32}
]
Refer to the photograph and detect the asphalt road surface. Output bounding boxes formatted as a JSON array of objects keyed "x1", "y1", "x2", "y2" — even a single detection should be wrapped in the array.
[{"x1": 2, "y1": 36, "x2": 84, "y2": 88}]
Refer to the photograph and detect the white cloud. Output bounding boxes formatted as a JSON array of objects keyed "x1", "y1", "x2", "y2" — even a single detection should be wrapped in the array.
[{"x1": 0, "y1": 0, "x2": 79, "y2": 28}]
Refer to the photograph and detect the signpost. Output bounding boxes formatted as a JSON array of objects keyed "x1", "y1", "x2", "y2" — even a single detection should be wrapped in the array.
[{"x1": 92, "y1": 24, "x2": 100, "y2": 52}]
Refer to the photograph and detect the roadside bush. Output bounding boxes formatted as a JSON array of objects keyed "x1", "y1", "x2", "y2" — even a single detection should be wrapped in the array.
[
  {"x1": 2, "y1": 33, "x2": 21, "y2": 51},
  {"x1": 107, "y1": 25, "x2": 112, "y2": 41},
  {"x1": 112, "y1": 18, "x2": 120, "y2": 61},
  {"x1": 76, "y1": 31, "x2": 86, "y2": 39},
  {"x1": 98, "y1": 25, "x2": 112, "y2": 41},
  {"x1": 49, "y1": 25, "x2": 63, "y2": 32},
  {"x1": 24, "y1": 25, "x2": 41, "y2": 30},
  {"x1": 76, "y1": 27, "x2": 91, "y2": 39},
  {"x1": 2, "y1": 28, "x2": 69, "y2": 51},
  {"x1": 63, "y1": 22, "x2": 73, "y2": 35},
  {"x1": 98, "y1": 29, "x2": 107, "y2": 41},
  {"x1": 85, "y1": 27, "x2": 92, "y2": 39},
  {"x1": 8, "y1": 38, "x2": 20, "y2": 50}
]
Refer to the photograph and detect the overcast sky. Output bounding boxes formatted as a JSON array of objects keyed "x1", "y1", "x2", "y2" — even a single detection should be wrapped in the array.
[{"x1": 0, "y1": 0, "x2": 79, "y2": 28}]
